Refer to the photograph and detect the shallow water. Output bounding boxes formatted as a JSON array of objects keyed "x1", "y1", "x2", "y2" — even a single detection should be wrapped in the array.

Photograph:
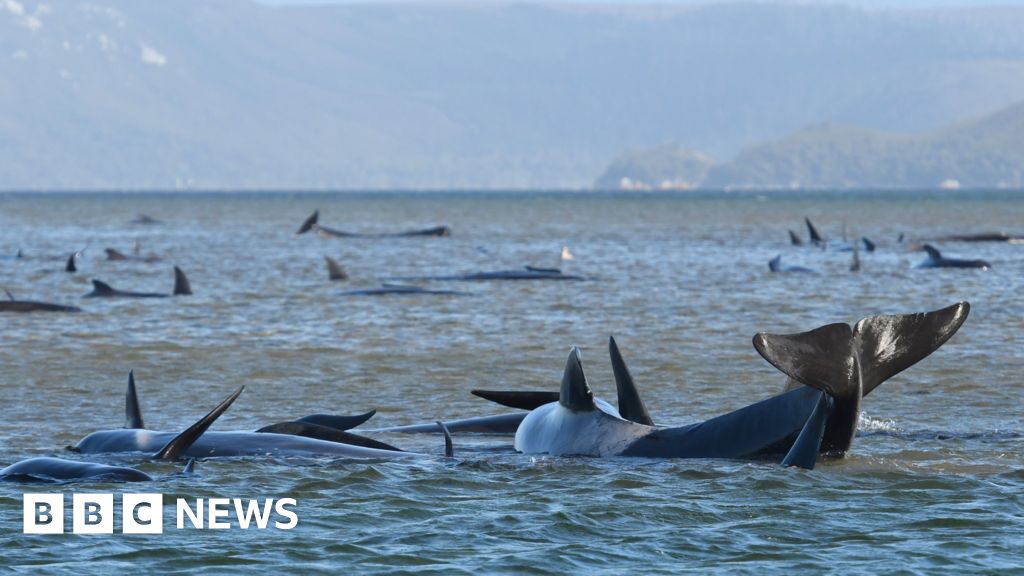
[{"x1": 0, "y1": 190, "x2": 1022, "y2": 573}]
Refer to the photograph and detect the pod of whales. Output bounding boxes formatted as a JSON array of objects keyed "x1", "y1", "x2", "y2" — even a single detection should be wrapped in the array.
[
  {"x1": 72, "y1": 372, "x2": 451, "y2": 460},
  {"x1": 916, "y1": 244, "x2": 991, "y2": 269},
  {"x1": 432, "y1": 303, "x2": 968, "y2": 469},
  {"x1": 297, "y1": 210, "x2": 451, "y2": 238},
  {"x1": 86, "y1": 266, "x2": 193, "y2": 298}
]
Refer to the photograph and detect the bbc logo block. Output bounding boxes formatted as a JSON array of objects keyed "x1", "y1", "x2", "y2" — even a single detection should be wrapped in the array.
[{"x1": 24, "y1": 493, "x2": 163, "y2": 534}]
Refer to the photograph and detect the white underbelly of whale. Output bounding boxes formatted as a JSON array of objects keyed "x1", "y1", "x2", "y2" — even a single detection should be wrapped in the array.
[{"x1": 514, "y1": 401, "x2": 651, "y2": 457}]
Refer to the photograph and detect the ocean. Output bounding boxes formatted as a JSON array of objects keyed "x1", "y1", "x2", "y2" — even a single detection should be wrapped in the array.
[{"x1": 0, "y1": 190, "x2": 1021, "y2": 573}]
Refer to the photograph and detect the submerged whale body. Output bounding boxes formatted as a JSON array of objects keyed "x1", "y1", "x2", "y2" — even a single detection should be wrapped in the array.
[
  {"x1": 297, "y1": 210, "x2": 451, "y2": 238},
  {"x1": 916, "y1": 244, "x2": 991, "y2": 269},
  {"x1": 769, "y1": 255, "x2": 815, "y2": 273},
  {"x1": 341, "y1": 284, "x2": 471, "y2": 296},
  {"x1": 393, "y1": 266, "x2": 585, "y2": 282},
  {"x1": 0, "y1": 457, "x2": 197, "y2": 483},
  {"x1": 0, "y1": 296, "x2": 82, "y2": 313},
  {"x1": 86, "y1": 266, "x2": 192, "y2": 298}
]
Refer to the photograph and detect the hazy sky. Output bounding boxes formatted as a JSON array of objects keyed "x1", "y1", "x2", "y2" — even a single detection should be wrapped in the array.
[{"x1": 257, "y1": 0, "x2": 1024, "y2": 7}]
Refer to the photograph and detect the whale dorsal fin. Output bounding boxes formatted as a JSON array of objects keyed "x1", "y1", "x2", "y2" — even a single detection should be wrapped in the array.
[
  {"x1": 105, "y1": 248, "x2": 127, "y2": 260},
  {"x1": 65, "y1": 253, "x2": 77, "y2": 273},
  {"x1": 125, "y1": 370, "x2": 145, "y2": 429},
  {"x1": 788, "y1": 230, "x2": 803, "y2": 246},
  {"x1": 853, "y1": 302, "x2": 969, "y2": 397},
  {"x1": 922, "y1": 244, "x2": 942, "y2": 261},
  {"x1": 608, "y1": 336, "x2": 653, "y2": 425},
  {"x1": 769, "y1": 255, "x2": 782, "y2": 272},
  {"x1": 470, "y1": 390, "x2": 559, "y2": 410},
  {"x1": 559, "y1": 347, "x2": 595, "y2": 412},
  {"x1": 152, "y1": 386, "x2": 244, "y2": 460},
  {"x1": 297, "y1": 210, "x2": 319, "y2": 235},
  {"x1": 324, "y1": 256, "x2": 348, "y2": 281},
  {"x1": 173, "y1": 266, "x2": 192, "y2": 295},
  {"x1": 850, "y1": 241, "x2": 861, "y2": 272},
  {"x1": 90, "y1": 280, "x2": 116, "y2": 296},
  {"x1": 805, "y1": 217, "x2": 824, "y2": 245},
  {"x1": 753, "y1": 323, "x2": 860, "y2": 401},
  {"x1": 295, "y1": 410, "x2": 376, "y2": 431},
  {"x1": 861, "y1": 237, "x2": 876, "y2": 252}
]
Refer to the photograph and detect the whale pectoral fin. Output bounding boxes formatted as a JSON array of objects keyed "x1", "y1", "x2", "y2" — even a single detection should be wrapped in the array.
[
  {"x1": 608, "y1": 336, "x2": 654, "y2": 425},
  {"x1": 173, "y1": 266, "x2": 192, "y2": 295},
  {"x1": 470, "y1": 390, "x2": 559, "y2": 411},
  {"x1": 781, "y1": 391, "x2": 832, "y2": 469},
  {"x1": 183, "y1": 458, "x2": 196, "y2": 475},
  {"x1": 853, "y1": 302, "x2": 969, "y2": 397},
  {"x1": 258, "y1": 421, "x2": 402, "y2": 451},
  {"x1": 295, "y1": 410, "x2": 376, "y2": 431},
  {"x1": 560, "y1": 347, "x2": 596, "y2": 412},
  {"x1": 152, "y1": 386, "x2": 244, "y2": 460},
  {"x1": 437, "y1": 421, "x2": 454, "y2": 457},
  {"x1": 297, "y1": 209, "x2": 319, "y2": 234},
  {"x1": 753, "y1": 323, "x2": 859, "y2": 401},
  {"x1": 125, "y1": 370, "x2": 145, "y2": 429}
]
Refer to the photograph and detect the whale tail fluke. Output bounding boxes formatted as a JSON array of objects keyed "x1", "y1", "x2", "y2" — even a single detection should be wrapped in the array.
[
  {"x1": 87, "y1": 279, "x2": 117, "y2": 297},
  {"x1": 153, "y1": 386, "x2": 244, "y2": 460},
  {"x1": 125, "y1": 370, "x2": 145, "y2": 429},
  {"x1": 560, "y1": 347, "x2": 596, "y2": 412},
  {"x1": 853, "y1": 301, "x2": 969, "y2": 397},
  {"x1": 297, "y1": 210, "x2": 319, "y2": 235},
  {"x1": 325, "y1": 256, "x2": 348, "y2": 281},
  {"x1": 608, "y1": 336, "x2": 653, "y2": 425},
  {"x1": 173, "y1": 266, "x2": 192, "y2": 295},
  {"x1": 753, "y1": 323, "x2": 861, "y2": 401}
]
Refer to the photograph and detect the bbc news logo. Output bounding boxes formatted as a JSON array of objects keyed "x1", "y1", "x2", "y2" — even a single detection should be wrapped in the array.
[{"x1": 23, "y1": 494, "x2": 298, "y2": 534}]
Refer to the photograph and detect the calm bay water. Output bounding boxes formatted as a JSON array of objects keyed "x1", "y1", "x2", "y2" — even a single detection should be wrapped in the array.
[{"x1": 0, "y1": 190, "x2": 1021, "y2": 573}]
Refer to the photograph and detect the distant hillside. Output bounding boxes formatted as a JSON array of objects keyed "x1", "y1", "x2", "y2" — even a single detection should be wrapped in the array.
[
  {"x1": 7, "y1": 1, "x2": 1024, "y2": 188},
  {"x1": 593, "y1": 145, "x2": 714, "y2": 190},
  {"x1": 701, "y1": 100, "x2": 1024, "y2": 189}
]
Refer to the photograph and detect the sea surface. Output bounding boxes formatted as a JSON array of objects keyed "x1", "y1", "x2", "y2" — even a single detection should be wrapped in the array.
[{"x1": 0, "y1": 190, "x2": 1021, "y2": 573}]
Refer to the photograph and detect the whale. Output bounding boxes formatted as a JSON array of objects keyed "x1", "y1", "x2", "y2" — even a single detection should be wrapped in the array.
[
  {"x1": 930, "y1": 232, "x2": 1024, "y2": 243},
  {"x1": 297, "y1": 210, "x2": 451, "y2": 238},
  {"x1": 391, "y1": 266, "x2": 585, "y2": 282},
  {"x1": 769, "y1": 255, "x2": 815, "y2": 273},
  {"x1": 0, "y1": 290, "x2": 82, "y2": 313},
  {"x1": 105, "y1": 246, "x2": 161, "y2": 263},
  {"x1": 85, "y1": 266, "x2": 192, "y2": 298},
  {"x1": 507, "y1": 303, "x2": 968, "y2": 469},
  {"x1": 72, "y1": 373, "x2": 452, "y2": 459},
  {"x1": 916, "y1": 245, "x2": 991, "y2": 269},
  {"x1": 800, "y1": 218, "x2": 874, "y2": 252},
  {"x1": 0, "y1": 457, "x2": 195, "y2": 483},
  {"x1": 341, "y1": 284, "x2": 471, "y2": 296},
  {"x1": 130, "y1": 214, "x2": 162, "y2": 225}
]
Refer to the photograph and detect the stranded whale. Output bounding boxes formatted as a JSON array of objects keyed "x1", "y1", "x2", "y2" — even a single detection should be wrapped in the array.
[
  {"x1": 391, "y1": 266, "x2": 585, "y2": 282},
  {"x1": 297, "y1": 210, "x2": 451, "y2": 238},
  {"x1": 86, "y1": 266, "x2": 192, "y2": 298},
  {"x1": 0, "y1": 289, "x2": 82, "y2": 313},
  {"x1": 916, "y1": 244, "x2": 991, "y2": 269}
]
